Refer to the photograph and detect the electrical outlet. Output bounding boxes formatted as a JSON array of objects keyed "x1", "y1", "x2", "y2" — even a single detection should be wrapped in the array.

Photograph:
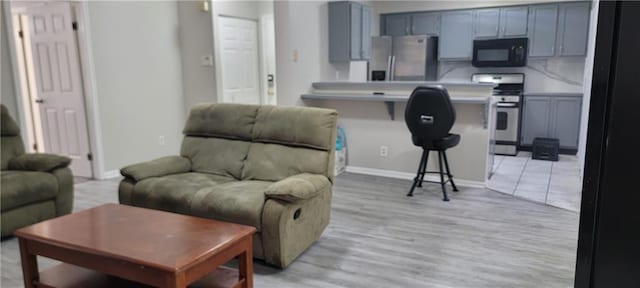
[
  {"x1": 380, "y1": 145, "x2": 388, "y2": 157},
  {"x1": 159, "y1": 136, "x2": 166, "y2": 146}
]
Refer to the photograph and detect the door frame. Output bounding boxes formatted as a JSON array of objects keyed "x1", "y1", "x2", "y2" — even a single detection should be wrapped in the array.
[{"x1": 3, "y1": 1, "x2": 106, "y2": 179}]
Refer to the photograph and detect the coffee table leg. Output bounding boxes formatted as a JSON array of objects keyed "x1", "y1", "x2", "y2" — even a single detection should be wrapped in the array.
[
  {"x1": 238, "y1": 236, "x2": 253, "y2": 288},
  {"x1": 18, "y1": 238, "x2": 38, "y2": 288}
]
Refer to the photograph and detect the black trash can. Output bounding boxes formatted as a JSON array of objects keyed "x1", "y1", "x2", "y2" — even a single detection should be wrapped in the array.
[{"x1": 532, "y1": 138, "x2": 560, "y2": 161}]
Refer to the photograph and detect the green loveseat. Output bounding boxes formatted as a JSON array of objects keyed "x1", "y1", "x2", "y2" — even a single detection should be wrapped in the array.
[
  {"x1": 1, "y1": 105, "x2": 74, "y2": 238},
  {"x1": 119, "y1": 103, "x2": 338, "y2": 268}
]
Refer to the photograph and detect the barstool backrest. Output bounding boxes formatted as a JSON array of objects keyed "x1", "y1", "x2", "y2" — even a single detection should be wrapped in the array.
[{"x1": 404, "y1": 86, "x2": 456, "y2": 143}]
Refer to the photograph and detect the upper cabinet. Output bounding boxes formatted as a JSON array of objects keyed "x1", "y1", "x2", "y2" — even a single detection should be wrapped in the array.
[
  {"x1": 528, "y1": 4, "x2": 559, "y2": 57},
  {"x1": 439, "y1": 10, "x2": 474, "y2": 60},
  {"x1": 411, "y1": 12, "x2": 440, "y2": 36},
  {"x1": 557, "y1": 2, "x2": 590, "y2": 56},
  {"x1": 378, "y1": 1, "x2": 590, "y2": 60},
  {"x1": 473, "y1": 7, "x2": 528, "y2": 39},
  {"x1": 499, "y1": 7, "x2": 529, "y2": 37},
  {"x1": 474, "y1": 9, "x2": 500, "y2": 38},
  {"x1": 329, "y1": 1, "x2": 372, "y2": 62},
  {"x1": 383, "y1": 14, "x2": 411, "y2": 36}
]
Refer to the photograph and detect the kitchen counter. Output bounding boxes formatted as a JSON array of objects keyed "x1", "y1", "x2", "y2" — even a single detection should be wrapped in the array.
[
  {"x1": 312, "y1": 81, "x2": 496, "y2": 90},
  {"x1": 300, "y1": 81, "x2": 496, "y2": 184},
  {"x1": 523, "y1": 92, "x2": 583, "y2": 97}
]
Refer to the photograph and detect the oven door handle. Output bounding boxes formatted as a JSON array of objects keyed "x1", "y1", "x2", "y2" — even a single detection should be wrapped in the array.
[{"x1": 497, "y1": 103, "x2": 519, "y2": 108}]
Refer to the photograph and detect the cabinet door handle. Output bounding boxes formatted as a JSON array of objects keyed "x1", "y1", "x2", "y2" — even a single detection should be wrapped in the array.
[
  {"x1": 551, "y1": 45, "x2": 555, "y2": 55},
  {"x1": 560, "y1": 45, "x2": 563, "y2": 54}
]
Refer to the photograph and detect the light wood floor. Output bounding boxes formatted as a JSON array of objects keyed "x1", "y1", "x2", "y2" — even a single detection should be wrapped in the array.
[{"x1": 1, "y1": 173, "x2": 579, "y2": 288}]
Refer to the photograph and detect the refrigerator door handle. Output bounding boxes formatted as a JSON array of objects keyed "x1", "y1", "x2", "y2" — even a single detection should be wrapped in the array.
[
  {"x1": 386, "y1": 55, "x2": 393, "y2": 81},
  {"x1": 390, "y1": 56, "x2": 396, "y2": 81}
]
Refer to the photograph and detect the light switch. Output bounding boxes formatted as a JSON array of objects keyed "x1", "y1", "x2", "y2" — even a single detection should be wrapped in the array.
[
  {"x1": 201, "y1": 55, "x2": 213, "y2": 67},
  {"x1": 292, "y1": 50, "x2": 298, "y2": 62}
]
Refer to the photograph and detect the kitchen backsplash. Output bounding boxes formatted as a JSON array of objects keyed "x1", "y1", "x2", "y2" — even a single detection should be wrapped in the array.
[{"x1": 438, "y1": 57, "x2": 585, "y2": 93}]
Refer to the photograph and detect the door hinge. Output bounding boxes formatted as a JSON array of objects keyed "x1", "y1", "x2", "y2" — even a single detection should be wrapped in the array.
[
  {"x1": 87, "y1": 153, "x2": 93, "y2": 161},
  {"x1": 33, "y1": 143, "x2": 38, "y2": 151},
  {"x1": 18, "y1": 30, "x2": 23, "y2": 38},
  {"x1": 72, "y1": 21, "x2": 78, "y2": 31}
]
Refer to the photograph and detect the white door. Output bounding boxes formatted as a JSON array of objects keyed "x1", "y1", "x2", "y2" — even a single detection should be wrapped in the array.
[
  {"x1": 218, "y1": 16, "x2": 261, "y2": 104},
  {"x1": 20, "y1": 2, "x2": 92, "y2": 177}
]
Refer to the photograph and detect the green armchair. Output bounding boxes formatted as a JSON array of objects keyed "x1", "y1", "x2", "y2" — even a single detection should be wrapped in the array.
[
  {"x1": 1, "y1": 105, "x2": 74, "y2": 238},
  {"x1": 119, "y1": 103, "x2": 338, "y2": 268}
]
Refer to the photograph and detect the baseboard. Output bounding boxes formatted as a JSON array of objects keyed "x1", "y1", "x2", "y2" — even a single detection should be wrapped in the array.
[
  {"x1": 99, "y1": 169, "x2": 121, "y2": 180},
  {"x1": 344, "y1": 166, "x2": 486, "y2": 188}
]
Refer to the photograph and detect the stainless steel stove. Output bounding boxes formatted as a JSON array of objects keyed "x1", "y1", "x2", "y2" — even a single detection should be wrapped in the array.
[{"x1": 472, "y1": 73, "x2": 525, "y2": 156}]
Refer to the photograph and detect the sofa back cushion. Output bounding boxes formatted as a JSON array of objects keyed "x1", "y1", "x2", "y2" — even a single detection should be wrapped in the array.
[
  {"x1": 181, "y1": 137, "x2": 250, "y2": 179},
  {"x1": 181, "y1": 103, "x2": 338, "y2": 182},
  {"x1": 243, "y1": 106, "x2": 338, "y2": 182},
  {"x1": 1, "y1": 105, "x2": 25, "y2": 170},
  {"x1": 183, "y1": 103, "x2": 258, "y2": 140}
]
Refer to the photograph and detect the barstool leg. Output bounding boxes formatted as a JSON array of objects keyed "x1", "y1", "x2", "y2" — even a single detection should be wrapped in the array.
[
  {"x1": 442, "y1": 150, "x2": 459, "y2": 192},
  {"x1": 437, "y1": 151, "x2": 450, "y2": 201},
  {"x1": 417, "y1": 149, "x2": 429, "y2": 187},
  {"x1": 408, "y1": 149, "x2": 428, "y2": 197}
]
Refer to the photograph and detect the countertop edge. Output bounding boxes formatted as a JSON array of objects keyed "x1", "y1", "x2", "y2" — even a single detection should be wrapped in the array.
[{"x1": 312, "y1": 81, "x2": 497, "y2": 88}]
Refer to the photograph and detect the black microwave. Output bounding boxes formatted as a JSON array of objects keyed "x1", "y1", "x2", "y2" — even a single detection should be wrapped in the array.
[{"x1": 472, "y1": 38, "x2": 528, "y2": 67}]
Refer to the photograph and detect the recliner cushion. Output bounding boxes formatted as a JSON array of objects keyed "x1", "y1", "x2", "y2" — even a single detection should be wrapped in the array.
[
  {"x1": 241, "y1": 143, "x2": 329, "y2": 182},
  {"x1": 183, "y1": 103, "x2": 259, "y2": 140},
  {"x1": 252, "y1": 106, "x2": 338, "y2": 150},
  {"x1": 1, "y1": 171, "x2": 58, "y2": 211},
  {"x1": 181, "y1": 137, "x2": 251, "y2": 179},
  {"x1": 130, "y1": 172, "x2": 235, "y2": 215},
  {"x1": 190, "y1": 180, "x2": 271, "y2": 231}
]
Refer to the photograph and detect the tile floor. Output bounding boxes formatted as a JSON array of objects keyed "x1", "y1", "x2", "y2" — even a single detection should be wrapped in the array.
[{"x1": 487, "y1": 151, "x2": 582, "y2": 212}]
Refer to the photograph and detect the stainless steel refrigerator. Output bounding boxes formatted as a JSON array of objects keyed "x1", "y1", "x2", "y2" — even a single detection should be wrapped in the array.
[{"x1": 369, "y1": 35, "x2": 438, "y2": 81}]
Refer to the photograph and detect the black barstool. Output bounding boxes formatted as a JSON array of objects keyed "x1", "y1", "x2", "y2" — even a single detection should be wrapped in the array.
[{"x1": 404, "y1": 86, "x2": 460, "y2": 201}]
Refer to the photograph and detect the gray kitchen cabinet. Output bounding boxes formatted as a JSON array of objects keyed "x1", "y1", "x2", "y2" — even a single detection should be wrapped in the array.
[
  {"x1": 521, "y1": 97, "x2": 552, "y2": 146},
  {"x1": 521, "y1": 95, "x2": 582, "y2": 150},
  {"x1": 384, "y1": 14, "x2": 411, "y2": 36},
  {"x1": 474, "y1": 8, "x2": 500, "y2": 38},
  {"x1": 500, "y1": 6, "x2": 529, "y2": 37},
  {"x1": 411, "y1": 12, "x2": 440, "y2": 36},
  {"x1": 557, "y1": 2, "x2": 590, "y2": 56},
  {"x1": 361, "y1": 5, "x2": 372, "y2": 59},
  {"x1": 329, "y1": 1, "x2": 372, "y2": 62},
  {"x1": 439, "y1": 10, "x2": 474, "y2": 60},
  {"x1": 528, "y1": 4, "x2": 559, "y2": 57},
  {"x1": 550, "y1": 97, "x2": 582, "y2": 148}
]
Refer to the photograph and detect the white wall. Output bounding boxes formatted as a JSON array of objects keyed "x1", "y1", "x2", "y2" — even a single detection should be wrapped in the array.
[
  {"x1": 274, "y1": 1, "x2": 349, "y2": 106},
  {"x1": 177, "y1": 1, "x2": 216, "y2": 116},
  {"x1": 87, "y1": 1, "x2": 185, "y2": 172},
  {"x1": 0, "y1": 5, "x2": 18, "y2": 120}
]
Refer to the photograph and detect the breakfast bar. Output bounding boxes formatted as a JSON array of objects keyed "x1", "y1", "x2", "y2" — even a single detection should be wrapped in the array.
[{"x1": 301, "y1": 81, "x2": 497, "y2": 185}]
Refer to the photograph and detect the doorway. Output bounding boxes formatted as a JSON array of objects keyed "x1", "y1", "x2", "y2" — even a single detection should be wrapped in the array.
[
  {"x1": 217, "y1": 16, "x2": 261, "y2": 104},
  {"x1": 9, "y1": 1, "x2": 93, "y2": 178},
  {"x1": 212, "y1": 0, "x2": 277, "y2": 105}
]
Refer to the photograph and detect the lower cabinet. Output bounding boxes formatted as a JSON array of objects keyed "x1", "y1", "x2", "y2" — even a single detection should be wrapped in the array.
[{"x1": 521, "y1": 95, "x2": 582, "y2": 150}]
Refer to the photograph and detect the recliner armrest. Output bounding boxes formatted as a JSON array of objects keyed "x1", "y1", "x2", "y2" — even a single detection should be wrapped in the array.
[
  {"x1": 265, "y1": 173, "x2": 331, "y2": 203},
  {"x1": 8, "y1": 153, "x2": 71, "y2": 172},
  {"x1": 120, "y1": 156, "x2": 191, "y2": 181}
]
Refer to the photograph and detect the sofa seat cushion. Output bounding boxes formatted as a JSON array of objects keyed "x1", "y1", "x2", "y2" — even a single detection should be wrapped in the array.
[
  {"x1": 1, "y1": 170, "x2": 58, "y2": 212},
  {"x1": 190, "y1": 180, "x2": 271, "y2": 231},
  {"x1": 131, "y1": 172, "x2": 235, "y2": 214}
]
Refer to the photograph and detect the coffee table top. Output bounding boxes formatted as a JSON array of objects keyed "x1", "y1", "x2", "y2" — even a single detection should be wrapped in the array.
[{"x1": 15, "y1": 204, "x2": 256, "y2": 272}]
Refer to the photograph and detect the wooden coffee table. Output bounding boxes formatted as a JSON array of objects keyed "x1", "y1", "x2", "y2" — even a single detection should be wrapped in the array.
[{"x1": 15, "y1": 203, "x2": 256, "y2": 288}]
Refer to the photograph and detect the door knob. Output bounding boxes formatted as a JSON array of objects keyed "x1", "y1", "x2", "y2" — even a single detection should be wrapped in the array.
[{"x1": 35, "y1": 99, "x2": 44, "y2": 103}]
